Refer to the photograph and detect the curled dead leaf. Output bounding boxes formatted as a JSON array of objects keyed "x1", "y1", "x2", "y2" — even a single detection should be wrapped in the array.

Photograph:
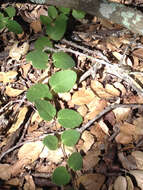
[
  {"x1": 91, "y1": 80, "x2": 119, "y2": 98},
  {"x1": 71, "y1": 88, "x2": 95, "y2": 105},
  {"x1": 119, "y1": 122, "x2": 136, "y2": 136},
  {"x1": 8, "y1": 106, "x2": 28, "y2": 134},
  {"x1": 81, "y1": 131, "x2": 94, "y2": 152},
  {"x1": 9, "y1": 42, "x2": 29, "y2": 61},
  {"x1": 129, "y1": 170, "x2": 143, "y2": 190},
  {"x1": 77, "y1": 173, "x2": 105, "y2": 190},
  {"x1": 125, "y1": 176, "x2": 134, "y2": 190},
  {"x1": 0, "y1": 71, "x2": 17, "y2": 84},
  {"x1": 5, "y1": 86, "x2": 25, "y2": 97},
  {"x1": 0, "y1": 164, "x2": 12, "y2": 180},
  {"x1": 114, "y1": 176, "x2": 127, "y2": 190},
  {"x1": 115, "y1": 132, "x2": 133, "y2": 144},
  {"x1": 18, "y1": 141, "x2": 44, "y2": 163},
  {"x1": 131, "y1": 151, "x2": 143, "y2": 170},
  {"x1": 113, "y1": 107, "x2": 131, "y2": 122}
]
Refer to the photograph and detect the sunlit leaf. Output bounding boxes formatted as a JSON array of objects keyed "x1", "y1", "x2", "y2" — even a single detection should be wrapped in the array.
[
  {"x1": 46, "y1": 14, "x2": 67, "y2": 41},
  {"x1": 58, "y1": 7, "x2": 70, "y2": 15},
  {"x1": 58, "y1": 109, "x2": 82, "y2": 128},
  {"x1": 5, "y1": 6, "x2": 16, "y2": 17},
  {"x1": 43, "y1": 135, "x2": 58, "y2": 150},
  {"x1": 35, "y1": 36, "x2": 53, "y2": 51},
  {"x1": 26, "y1": 83, "x2": 52, "y2": 102},
  {"x1": 72, "y1": 9, "x2": 85, "y2": 19},
  {"x1": 35, "y1": 99, "x2": 56, "y2": 121},
  {"x1": 52, "y1": 52, "x2": 75, "y2": 69},
  {"x1": 61, "y1": 129, "x2": 80, "y2": 146},
  {"x1": 68, "y1": 152, "x2": 82, "y2": 171},
  {"x1": 49, "y1": 70, "x2": 77, "y2": 93},
  {"x1": 26, "y1": 50, "x2": 49, "y2": 69},
  {"x1": 48, "y1": 6, "x2": 58, "y2": 19}
]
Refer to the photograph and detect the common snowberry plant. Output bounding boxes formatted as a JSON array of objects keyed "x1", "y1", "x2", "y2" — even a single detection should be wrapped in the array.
[{"x1": 26, "y1": 6, "x2": 85, "y2": 187}]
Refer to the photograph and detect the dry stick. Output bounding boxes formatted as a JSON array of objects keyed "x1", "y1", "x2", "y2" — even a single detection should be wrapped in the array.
[
  {"x1": 61, "y1": 39, "x2": 109, "y2": 62},
  {"x1": 77, "y1": 103, "x2": 143, "y2": 133}
]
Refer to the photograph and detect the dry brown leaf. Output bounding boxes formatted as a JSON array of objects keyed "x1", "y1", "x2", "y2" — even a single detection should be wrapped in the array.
[
  {"x1": 30, "y1": 20, "x2": 42, "y2": 33},
  {"x1": 77, "y1": 173, "x2": 105, "y2": 190},
  {"x1": 91, "y1": 80, "x2": 117, "y2": 98},
  {"x1": 114, "y1": 176, "x2": 127, "y2": 190},
  {"x1": 98, "y1": 120, "x2": 110, "y2": 136},
  {"x1": 31, "y1": 111, "x2": 43, "y2": 123},
  {"x1": 0, "y1": 164, "x2": 12, "y2": 180},
  {"x1": 131, "y1": 151, "x2": 143, "y2": 170},
  {"x1": 83, "y1": 150, "x2": 100, "y2": 170},
  {"x1": 6, "y1": 178, "x2": 20, "y2": 186},
  {"x1": 0, "y1": 71, "x2": 17, "y2": 84},
  {"x1": 18, "y1": 141, "x2": 44, "y2": 162},
  {"x1": 24, "y1": 175, "x2": 35, "y2": 190},
  {"x1": 118, "y1": 152, "x2": 137, "y2": 170},
  {"x1": 113, "y1": 107, "x2": 131, "y2": 122},
  {"x1": 105, "y1": 84, "x2": 120, "y2": 96},
  {"x1": 8, "y1": 106, "x2": 28, "y2": 134},
  {"x1": 133, "y1": 48, "x2": 143, "y2": 59},
  {"x1": 9, "y1": 42, "x2": 29, "y2": 61},
  {"x1": 81, "y1": 131, "x2": 94, "y2": 152},
  {"x1": 5, "y1": 86, "x2": 25, "y2": 97},
  {"x1": 85, "y1": 98, "x2": 107, "y2": 120},
  {"x1": 133, "y1": 117, "x2": 143, "y2": 135},
  {"x1": 77, "y1": 105, "x2": 88, "y2": 117},
  {"x1": 125, "y1": 176, "x2": 134, "y2": 190},
  {"x1": 21, "y1": 64, "x2": 31, "y2": 78},
  {"x1": 115, "y1": 132, "x2": 133, "y2": 144},
  {"x1": 11, "y1": 158, "x2": 33, "y2": 177},
  {"x1": 129, "y1": 170, "x2": 143, "y2": 190},
  {"x1": 71, "y1": 88, "x2": 95, "y2": 105},
  {"x1": 119, "y1": 122, "x2": 136, "y2": 136},
  {"x1": 90, "y1": 123, "x2": 107, "y2": 142}
]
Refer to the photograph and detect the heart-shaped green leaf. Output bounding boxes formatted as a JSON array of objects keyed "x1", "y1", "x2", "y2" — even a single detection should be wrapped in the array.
[
  {"x1": 35, "y1": 99, "x2": 56, "y2": 121},
  {"x1": 48, "y1": 6, "x2": 58, "y2": 19},
  {"x1": 52, "y1": 166, "x2": 70, "y2": 186},
  {"x1": 43, "y1": 135, "x2": 58, "y2": 150},
  {"x1": 6, "y1": 20, "x2": 23, "y2": 34},
  {"x1": 61, "y1": 129, "x2": 80, "y2": 146},
  {"x1": 52, "y1": 52, "x2": 75, "y2": 69},
  {"x1": 26, "y1": 50, "x2": 49, "y2": 69},
  {"x1": 67, "y1": 152, "x2": 82, "y2": 171},
  {"x1": 58, "y1": 109, "x2": 82, "y2": 128},
  {"x1": 49, "y1": 70, "x2": 77, "y2": 93},
  {"x1": 35, "y1": 36, "x2": 53, "y2": 51},
  {"x1": 26, "y1": 83, "x2": 52, "y2": 102},
  {"x1": 46, "y1": 14, "x2": 67, "y2": 41},
  {"x1": 5, "y1": 6, "x2": 16, "y2": 17},
  {"x1": 58, "y1": 7, "x2": 70, "y2": 15},
  {"x1": 40, "y1": 15, "x2": 52, "y2": 25},
  {"x1": 72, "y1": 9, "x2": 85, "y2": 20}
]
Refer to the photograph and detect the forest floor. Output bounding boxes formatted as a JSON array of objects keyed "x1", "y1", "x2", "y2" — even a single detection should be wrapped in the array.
[{"x1": 0, "y1": 0, "x2": 143, "y2": 190}]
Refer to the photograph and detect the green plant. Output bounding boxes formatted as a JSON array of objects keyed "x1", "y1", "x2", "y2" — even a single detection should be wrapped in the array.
[
  {"x1": 0, "y1": 6, "x2": 23, "y2": 34},
  {"x1": 25, "y1": 5, "x2": 86, "y2": 187}
]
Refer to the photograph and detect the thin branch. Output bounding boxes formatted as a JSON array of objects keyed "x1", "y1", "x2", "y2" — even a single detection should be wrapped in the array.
[{"x1": 77, "y1": 103, "x2": 143, "y2": 133}]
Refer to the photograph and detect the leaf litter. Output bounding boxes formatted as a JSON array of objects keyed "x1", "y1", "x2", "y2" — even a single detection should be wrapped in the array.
[{"x1": 1, "y1": 1, "x2": 143, "y2": 190}]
